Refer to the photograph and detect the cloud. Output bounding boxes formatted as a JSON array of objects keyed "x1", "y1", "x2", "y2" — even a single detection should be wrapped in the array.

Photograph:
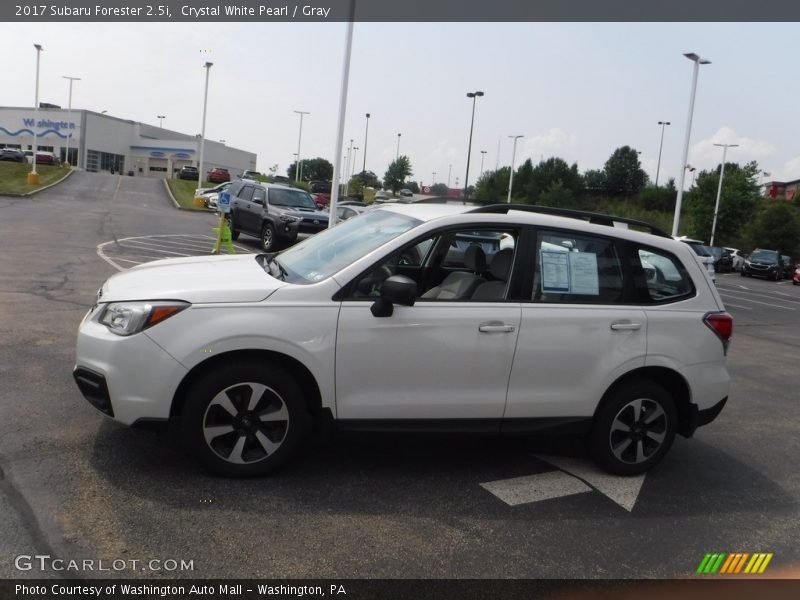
[
  {"x1": 518, "y1": 129, "x2": 579, "y2": 163},
  {"x1": 688, "y1": 127, "x2": 776, "y2": 172}
]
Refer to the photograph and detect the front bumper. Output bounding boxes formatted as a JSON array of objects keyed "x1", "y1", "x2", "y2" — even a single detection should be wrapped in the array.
[{"x1": 74, "y1": 308, "x2": 189, "y2": 425}]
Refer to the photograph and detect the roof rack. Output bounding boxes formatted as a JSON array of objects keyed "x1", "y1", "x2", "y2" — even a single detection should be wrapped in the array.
[{"x1": 468, "y1": 204, "x2": 671, "y2": 238}]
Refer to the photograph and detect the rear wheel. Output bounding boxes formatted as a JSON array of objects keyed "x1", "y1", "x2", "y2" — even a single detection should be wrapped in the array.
[
  {"x1": 590, "y1": 380, "x2": 677, "y2": 476},
  {"x1": 181, "y1": 360, "x2": 311, "y2": 477}
]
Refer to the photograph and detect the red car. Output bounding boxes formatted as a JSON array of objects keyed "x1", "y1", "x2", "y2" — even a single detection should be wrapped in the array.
[
  {"x1": 793, "y1": 265, "x2": 800, "y2": 286},
  {"x1": 207, "y1": 168, "x2": 230, "y2": 183}
]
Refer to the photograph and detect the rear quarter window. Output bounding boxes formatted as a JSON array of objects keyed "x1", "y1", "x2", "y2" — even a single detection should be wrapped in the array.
[{"x1": 634, "y1": 246, "x2": 695, "y2": 304}]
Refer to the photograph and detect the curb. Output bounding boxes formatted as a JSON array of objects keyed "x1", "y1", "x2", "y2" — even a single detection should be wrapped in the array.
[
  {"x1": 1, "y1": 168, "x2": 75, "y2": 197},
  {"x1": 162, "y1": 179, "x2": 211, "y2": 213}
]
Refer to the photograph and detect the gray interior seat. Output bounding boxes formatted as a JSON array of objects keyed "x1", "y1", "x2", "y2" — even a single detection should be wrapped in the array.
[
  {"x1": 471, "y1": 248, "x2": 514, "y2": 301},
  {"x1": 421, "y1": 245, "x2": 486, "y2": 300}
]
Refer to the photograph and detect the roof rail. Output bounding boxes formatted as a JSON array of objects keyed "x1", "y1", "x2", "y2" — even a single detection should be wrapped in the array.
[{"x1": 468, "y1": 204, "x2": 671, "y2": 238}]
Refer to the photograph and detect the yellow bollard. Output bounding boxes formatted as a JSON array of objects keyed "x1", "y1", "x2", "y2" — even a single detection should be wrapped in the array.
[{"x1": 27, "y1": 172, "x2": 40, "y2": 185}]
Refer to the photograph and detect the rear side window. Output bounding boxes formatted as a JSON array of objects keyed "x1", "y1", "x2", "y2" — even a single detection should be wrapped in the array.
[
  {"x1": 633, "y1": 246, "x2": 695, "y2": 303},
  {"x1": 533, "y1": 230, "x2": 623, "y2": 304},
  {"x1": 238, "y1": 185, "x2": 254, "y2": 202}
]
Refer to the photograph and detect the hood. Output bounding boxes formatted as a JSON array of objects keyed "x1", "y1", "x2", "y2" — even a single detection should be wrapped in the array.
[
  {"x1": 100, "y1": 255, "x2": 286, "y2": 304},
  {"x1": 283, "y1": 206, "x2": 330, "y2": 219}
]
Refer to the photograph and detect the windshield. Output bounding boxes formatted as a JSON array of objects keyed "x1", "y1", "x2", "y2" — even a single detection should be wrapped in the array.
[
  {"x1": 276, "y1": 210, "x2": 421, "y2": 284},
  {"x1": 750, "y1": 250, "x2": 778, "y2": 262},
  {"x1": 269, "y1": 188, "x2": 318, "y2": 209}
]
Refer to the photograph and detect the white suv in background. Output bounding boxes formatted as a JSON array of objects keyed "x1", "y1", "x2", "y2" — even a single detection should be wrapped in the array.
[
  {"x1": 675, "y1": 236, "x2": 716, "y2": 283},
  {"x1": 74, "y1": 204, "x2": 732, "y2": 477}
]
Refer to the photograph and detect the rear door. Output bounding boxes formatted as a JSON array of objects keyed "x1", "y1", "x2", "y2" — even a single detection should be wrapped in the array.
[{"x1": 505, "y1": 228, "x2": 647, "y2": 420}]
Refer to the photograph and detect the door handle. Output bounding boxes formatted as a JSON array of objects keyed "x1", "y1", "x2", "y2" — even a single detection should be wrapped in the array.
[
  {"x1": 610, "y1": 321, "x2": 641, "y2": 331},
  {"x1": 479, "y1": 324, "x2": 515, "y2": 333}
]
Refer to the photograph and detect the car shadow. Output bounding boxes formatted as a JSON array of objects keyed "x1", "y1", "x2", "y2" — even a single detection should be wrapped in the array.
[{"x1": 88, "y1": 421, "x2": 796, "y2": 521}]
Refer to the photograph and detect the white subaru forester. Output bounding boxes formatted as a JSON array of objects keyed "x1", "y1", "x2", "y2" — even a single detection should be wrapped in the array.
[{"x1": 74, "y1": 204, "x2": 732, "y2": 477}]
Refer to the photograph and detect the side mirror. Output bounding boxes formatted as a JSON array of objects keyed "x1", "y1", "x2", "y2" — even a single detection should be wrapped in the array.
[{"x1": 370, "y1": 275, "x2": 417, "y2": 317}]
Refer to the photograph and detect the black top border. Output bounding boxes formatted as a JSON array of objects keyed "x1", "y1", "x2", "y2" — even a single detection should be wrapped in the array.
[{"x1": 4, "y1": 0, "x2": 800, "y2": 22}]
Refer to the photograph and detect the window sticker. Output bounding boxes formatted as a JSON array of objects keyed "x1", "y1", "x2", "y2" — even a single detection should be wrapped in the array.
[
  {"x1": 540, "y1": 250, "x2": 571, "y2": 293},
  {"x1": 569, "y1": 253, "x2": 599, "y2": 295}
]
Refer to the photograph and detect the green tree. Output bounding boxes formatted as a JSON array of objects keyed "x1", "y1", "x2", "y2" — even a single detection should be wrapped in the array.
[
  {"x1": 286, "y1": 157, "x2": 333, "y2": 182},
  {"x1": 684, "y1": 161, "x2": 760, "y2": 245},
  {"x1": 745, "y1": 201, "x2": 800, "y2": 257},
  {"x1": 520, "y1": 157, "x2": 583, "y2": 204},
  {"x1": 474, "y1": 167, "x2": 510, "y2": 203},
  {"x1": 383, "y1": 155, "x2": 412, "y2": 193},
  {"x1": 430, "y1": 183, "x2": 449, "y2": 196},
  {"x1": 538, "y1": 180, "x2": 576, "y2": 208},
  {"x1": 603, "y1": 146, "x2": 648, "y2": 197},
  {"x1": 583, "y1": 169, "x2": 606, "y2": 195}
]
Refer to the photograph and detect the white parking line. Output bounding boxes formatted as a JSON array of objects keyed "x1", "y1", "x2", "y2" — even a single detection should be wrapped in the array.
[
  {"x1": 118, "y1": 240, "x2": 191, "y2": 256},
  {"x1": 97, "y1": 234, "x2": 250, "y2": 271},
  {"x1": 717, "y1": 287, "x2": 800, "y2": 304},
  {"x1": 718, "y1": 291, "x2": 796, "y2": 310},
  {"x1": 480, "y1": 471, "x2": 592, "y2": 506}
]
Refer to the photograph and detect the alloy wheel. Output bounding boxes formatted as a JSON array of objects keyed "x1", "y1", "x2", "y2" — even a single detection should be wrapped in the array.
[{"x1": 608, "y1": 398, "x2": 668, "y2": 465}]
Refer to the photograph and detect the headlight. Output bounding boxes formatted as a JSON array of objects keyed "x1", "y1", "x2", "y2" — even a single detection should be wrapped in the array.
[
  {"x1": 100, "y1": 301, "x2": 190, "y2": 336},
  {"x1": 279, "y1": 214, "x2": 300, "y2": 223}
]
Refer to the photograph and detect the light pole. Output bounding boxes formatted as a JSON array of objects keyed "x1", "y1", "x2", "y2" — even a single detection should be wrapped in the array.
[
  {"x1": 396, "y1": 133, "x2": 401, "y2": 159},
  {"x1": 344, "y1": 138, "x2": 353, "y2": 196},
  {"x1": 63, "y1": 75, "x2": 81, "y2": 167},
  {"x1": 463, "y1": 90, "x2": 484, "y2": 199},
  {"x1": 655, "y1": 120, "x2": 670, "y2": 187},
  {"x1": 197, "y1": 61, "x2": 213, "y2": 191},
  {"x1": 507, "y1": 135, "x2": 523, "y2": 203},
  {"x1": 479, "y1": 150, "x2": 487, "y2": 178},
  {"x1": 157, "y1": 115, "x2": 165, "y2": 128},
  {"x1": 447, "y1": 164, "x2": 452, "y2": 187},
  {"x1": 432, "y1": 171, "x2": 436, "y2": 185},
  {"x1": 672, "y1": 52, "x2": 711, "y2": 236},
  {"x1": 686, "y1": 164, "x2": 697, "y2": 188},
  {"x1": 350, "y1": 147, "x2": 359, "y2": 180},
  {"x1": 709, "y1": 143, "x2": 738, "y2": 246},
  {"x1": 362, "y1": 113, "x2": 370, "y2": 174},
  {"x1": 293, "y1": 110, "x2": 309, "y2": 182},
  {"x1": 29, "y1": 43, "x2": 43, "y2": 184}
]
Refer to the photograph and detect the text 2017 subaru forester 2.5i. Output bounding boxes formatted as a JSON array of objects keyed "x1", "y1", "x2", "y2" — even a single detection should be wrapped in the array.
[{"x1": 74, "y1": 204, "x2": 732, "y2": 477}]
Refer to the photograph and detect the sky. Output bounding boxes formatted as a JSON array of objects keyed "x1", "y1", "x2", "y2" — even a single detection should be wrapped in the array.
[{"x1": 3, "y1": 21, "x2": 798, "y2": 188}]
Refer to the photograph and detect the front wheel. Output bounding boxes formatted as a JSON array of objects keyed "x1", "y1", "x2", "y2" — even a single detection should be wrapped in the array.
[
  {"x1": 590, "y1": 380, "x2": 677, "y2": 476},
  {"x1": 181, "y1": 360, "x2": 311, "y2": 477},
  {"x1": 261, "y1": 222, "x2": 277, "y2": 252},
  {"x1": 227, "y1": 215, "x2": 240, "y2": 241}
]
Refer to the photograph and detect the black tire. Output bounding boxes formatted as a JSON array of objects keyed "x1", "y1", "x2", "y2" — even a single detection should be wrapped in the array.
[
  {"x1": 740, "y1": 271, "x2": 747, "y2": 277},
  {"x1": 773, "y1": 270, "x2": 781, "y2": 282},
  {"x1": 590, "y1": 380, "x2": 677, "y2": 476},
  {"x1": 261, "y1": 222, "x2": 277, "y2": 252},
  {"x1": 181, "y1": 359, "x2": 311, "y2": 477},
  {"x1": 227, "y1": 216, "x2": 240, "y2": 241}
]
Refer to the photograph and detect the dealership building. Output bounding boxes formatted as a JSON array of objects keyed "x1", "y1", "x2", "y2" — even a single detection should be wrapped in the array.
[{"x1": 0, "y1": 106, "x2": 257, "y2": 178}]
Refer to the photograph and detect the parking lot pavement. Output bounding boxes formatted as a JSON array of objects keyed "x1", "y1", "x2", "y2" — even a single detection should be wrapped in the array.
[{"x1": 0, "y1": 174, "x2": 799, "y2": 580}]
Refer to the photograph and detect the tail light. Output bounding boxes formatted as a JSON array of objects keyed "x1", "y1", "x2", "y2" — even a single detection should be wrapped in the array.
[{"x1": 704, "y1": 312, "x2": 733, "y2": 354}]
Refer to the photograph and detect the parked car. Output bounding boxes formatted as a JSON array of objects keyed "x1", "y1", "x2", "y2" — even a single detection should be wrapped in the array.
[
  {"x1": 35, "y1": 151, "x2": 60, "y2": 166},
  {"x1": 227, "y1": 181, "x2": 328, "y2": 251},
  {"x1": 399, "y1": 188, "x2": 413, "y2": 198},
  {"x1": 724, "y1": 247, "x2": 745, "y2": 272},
  {"x1": 241, "y1": 170, "x2": 261, "y2": 180},
  {"x1": 0, "y1": 148, "x2": 25, "y2": 162},
  {"x1": 780, "y1": 255, "x2": 794, "y2": 280},
  {"x1": 793, "y1": 265, "x2": 800, "y2": 286},
  {"x1": 74, "y1": 203, "x2": 731, "y2": 478},
  {"x1": 198, "y1": 181, "x2": 232, "y2": 197},
  {"x1": 373, "y1": 190, "x2": 391, "y2": 203},
  {"x1": 335, "y1": 204, "x2": 367, "y2": 221},
  {"x1": 741, "y1": 249, "x2": 783, "y2": 281},
  {"x1": 178, "y1": 166, "x2": 199, "y2": 180},
  {"x1": 207, "y1": 168, "x2": 230, "y2": 183},
  {"x1": 707, "y1": 246, "x2": 733, "y2": 273},
  {"x1": 675, "y1": 237, "x2": 716, "y2": 282}
]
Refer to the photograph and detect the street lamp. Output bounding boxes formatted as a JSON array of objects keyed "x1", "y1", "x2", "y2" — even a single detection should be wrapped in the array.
[
  {"x1": 197, "y1": 61, "x2": 213, "y2": 190},
  {"x1": 396, "y1": 133, "x2": 401, "y2": 160},
  {"x1": 293, "y1": 110, "x2": 310, "y2": 182},
  {"x1": 447, "y1": 164, "x2": 452, "y2": 187},
  {"x1": 686, "y1": 164, "x2": 698, "y2": 188},
  {"x1": 29, "y1": 43, "x2": 43, "y2": 184},
  {"x1": 479, "y1": 150, "x2": 487, "y2": 178},
  {"x1": 709, "y1": 143, "x2": 738, "y2": 246},
  {"x1": 507, "y1": 135, "x2": 523, "y2": 203},
  {"x1": 157, "y1": 115, "x2": 165, "y2": 128},
  {"x1": 350, "y1": 147, "x2": 359, "y2": 179},
  {"x1": 63, "y1": 75, "x2": 81, "y2": 168},
  {"x1": 432, "y1": 171, "x2": 436, "y2": 185},
  {"x1": 655, "y1": 120, "x2": 670, "y2": 187},
  {"x1": 463, "y1": 90, "x2": 484, "y2": 199},
  {"x1": 362, "y1": 113, "x2": 370, "y2": 173},
  {"x1": 672, "y1": 52, "x2": 711, "y2": 236}
]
